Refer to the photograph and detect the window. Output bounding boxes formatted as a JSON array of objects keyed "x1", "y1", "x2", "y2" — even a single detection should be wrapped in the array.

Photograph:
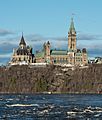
[{"x1": 19, "y1": 58, "x2": 21, "y2": 61}]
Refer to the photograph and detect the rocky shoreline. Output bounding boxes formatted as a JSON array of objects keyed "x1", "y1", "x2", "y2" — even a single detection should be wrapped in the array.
[{"x1": 0, "y1": 64, "x2": 102, "y2": 94}]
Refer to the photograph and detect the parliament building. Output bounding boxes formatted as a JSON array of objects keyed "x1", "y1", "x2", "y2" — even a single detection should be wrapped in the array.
[
  {"x1": 10, "y1": 18, "x2": 88, "y2": 66},
  {"x1": 35, "y1": 18, "x2": 88, "y2": 66}
]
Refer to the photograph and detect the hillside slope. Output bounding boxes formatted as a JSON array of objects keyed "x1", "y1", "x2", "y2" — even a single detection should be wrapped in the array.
[{"x1": 0, "y1": 64, "x2": 102, "y2": 93}]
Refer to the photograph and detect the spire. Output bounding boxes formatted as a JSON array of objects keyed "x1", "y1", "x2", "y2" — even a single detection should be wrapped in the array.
[
  {"x1": 19, "y1": 33, "x2": 26, "y2": 46},
  {"x1": 69, "y1": 18, "x2": 76, "y2": 33}
]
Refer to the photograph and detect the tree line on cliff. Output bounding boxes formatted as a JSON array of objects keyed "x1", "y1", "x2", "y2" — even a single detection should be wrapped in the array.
[{"x1": 0, "y1": 64, "x2": 102, "y2": 93}]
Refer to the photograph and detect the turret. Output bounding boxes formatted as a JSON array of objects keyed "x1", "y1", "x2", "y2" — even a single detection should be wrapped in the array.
[
  {"x1": 45, "y1": 41, "x2": 50, "y2": 56},
  {"x1": 82, "y1": 48, "x2": 88, "y2": 65},
  {"x1": 45, "y1": 41, "x2": 51, "y2": 63}
]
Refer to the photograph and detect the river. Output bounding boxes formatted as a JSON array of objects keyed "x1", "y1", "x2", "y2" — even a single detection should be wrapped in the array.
[{"x1": 0, "y1": 94, "x2": 102, "y2": 119}]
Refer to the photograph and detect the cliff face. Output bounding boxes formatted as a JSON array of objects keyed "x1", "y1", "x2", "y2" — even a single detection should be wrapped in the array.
[{"x1": 0, "y1": 64, "x2": 102, "y2": 93}]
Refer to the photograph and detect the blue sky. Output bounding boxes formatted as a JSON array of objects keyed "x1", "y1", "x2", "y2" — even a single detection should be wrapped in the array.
[{"x1": 0, "y1": 0, "x2": 102, "y2": 65}]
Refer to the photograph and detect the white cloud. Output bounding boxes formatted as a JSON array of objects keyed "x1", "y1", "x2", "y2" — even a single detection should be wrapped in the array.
[
  {"x1": 0, "y1": 53, "x2": 12, "y2": 58},
  {"x1": 0, "y1": 29, "x2": 14, "y2": 36},
  {"x1": 0, "y1": 32, "x2": 102, "y2": 65}
]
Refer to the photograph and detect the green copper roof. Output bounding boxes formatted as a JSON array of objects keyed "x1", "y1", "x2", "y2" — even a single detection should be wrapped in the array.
[
  {"x1": 51, "y1": 50, "x2": 67, "y2": 55},
  {"x1": 69, "y1": 18, "x2": 76, "y2": 33},
  {"x1": 68, "y1": 49, "x2": 76, "y2": 52},
  {"x1": 68, "y1": 49, "x2": 73, "y2": 52},
  {"x1": 75, "y1": 52, "x2": 82, "y2": 56},
  {"x1": 35, "y1": 51, "x2": 45, "y2": 58}
]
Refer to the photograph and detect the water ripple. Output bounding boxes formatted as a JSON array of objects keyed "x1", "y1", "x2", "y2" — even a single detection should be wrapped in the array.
[{"x1": 0, "y1": 94, "x2": 102, "y2": 119}]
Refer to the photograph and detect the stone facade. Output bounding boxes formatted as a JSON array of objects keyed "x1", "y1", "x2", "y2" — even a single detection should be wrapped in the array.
[
  {"x1": 10, "y1": 35, "x2": 34, "y2": 65},
  {"x1": 10, "y1": 18, "x2": 88, "y2": 66},
  {"x1": 35, "y1": 18, "x2": 88, "y2": 66}
]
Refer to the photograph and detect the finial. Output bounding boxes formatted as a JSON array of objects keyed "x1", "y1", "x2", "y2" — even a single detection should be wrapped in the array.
[
  {"x1": 71, "y1": 13, "x2": 75, "y2": 22},
  {"x1": 22, "y1": 32, "x2": 23, "y2": 36},
  {"x1": 71, "y1": 17, "x2": 73, "y2": 23},
  {"x1": 71, "y1": 13, "x2": 75, "y2": 18}
]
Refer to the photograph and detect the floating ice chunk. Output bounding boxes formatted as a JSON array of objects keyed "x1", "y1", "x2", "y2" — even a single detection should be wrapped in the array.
[
  {"x1": 84, "y1": 109, "x2": 94, "y2": 113},
  {"x1": 67, "y1": 111, "x2": 77, "y2": 116},
  {"x1": 6, "y1": 104, "x2": 39, "y2": 107},
  {"x1": 94, "y1": 113, "x2": 101, "y2": 117}
]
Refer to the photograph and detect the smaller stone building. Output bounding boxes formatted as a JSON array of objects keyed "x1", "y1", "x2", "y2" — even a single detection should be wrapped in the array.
[{"x1": 10, "y1": 35, "x2": 34, "y2": 65}]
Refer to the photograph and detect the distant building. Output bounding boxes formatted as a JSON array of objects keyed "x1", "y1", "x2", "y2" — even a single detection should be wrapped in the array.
[
  {"x1": 10, "y1": 18, "x2": 88, "y2": 66},
  {"x1": 95, "y1": 57, "x2": 102, "y2": 64},
  {"x1": 88, "y1": 57, "x2": 102, "y2": 64},
  {"x1": 10, "y1": 35, "x2": 35, "y2": 65},
  {"x1": 35, "y1": 18, "x2": 88, "y2": 66}
]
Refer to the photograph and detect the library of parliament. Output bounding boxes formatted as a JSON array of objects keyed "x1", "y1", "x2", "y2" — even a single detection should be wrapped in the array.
[{"x1": 10, "y1": 18, "x2": 88, "y2": 66}]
